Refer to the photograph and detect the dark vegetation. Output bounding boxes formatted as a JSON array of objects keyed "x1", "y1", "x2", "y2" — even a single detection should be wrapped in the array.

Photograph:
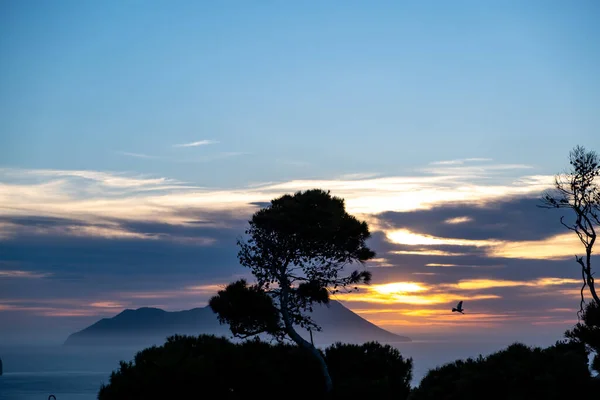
[
  {"x1": 98, "y1": 334, "x2": 413, "y2": 400},
  {"x1": 100, "y1": 148, "x2": 600, "y2": 398},
  {"x1": 409, "y1": 341, "x2": 597, "y2": 400},
  {"x1": 566, "y1": 301, "x2": 600, "y2": 375},
  {"x1": 97, "y1": 330, "x2": 598, "y2": 400}
]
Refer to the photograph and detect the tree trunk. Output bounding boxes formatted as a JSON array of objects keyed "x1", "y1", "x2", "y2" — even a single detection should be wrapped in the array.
[
  {"x1": 587, "y1": 236, "x2": 600, "y2": 306},
  {"x1": 280, "y1": 287, "x2": 333, "y2": 394},
  {"x1": 586, "y1": 264, "x2": 600, "y2": 306}
]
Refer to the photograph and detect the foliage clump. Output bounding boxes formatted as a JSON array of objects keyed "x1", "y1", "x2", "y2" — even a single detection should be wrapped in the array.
[
  {"x1": 409, "y1": 341, "x2": 594, "y2": 400},
  {"x1": 566, "y1": 301, "x2": 600, "y2": 375},
  {"x1": 98, "y1": 335, "x2": 413, "y2": 400}
]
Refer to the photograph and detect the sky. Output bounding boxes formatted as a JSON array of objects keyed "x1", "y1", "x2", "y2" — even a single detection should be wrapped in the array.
[{"x1": 1, "y1": 0, "x2": 599, "y2": 344}]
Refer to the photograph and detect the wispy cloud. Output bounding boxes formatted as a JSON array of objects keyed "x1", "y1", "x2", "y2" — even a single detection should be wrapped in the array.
[
  {"x1": 115, "y1": 151, "x2": 160, "y2": 159},
  {"x1": 444, "y1": 216, "x2": 473, "y2": 224},
  {"x1": 391, "y1": 249, "x2": 467, "y2": 256},
  {"x1": 448, "y1": 277, "x2": 580, "y2": 290},
  {"x1": 385, "y1": 228, "x2": 581, "y2": 260},
  {"x1": 0, "y1": 270, "x2": 52, "y2": 279},
  {"x1": 89, "y1": 301, "x2": 124, "y2": 308},
  {"x1": 0, "y1": 219, "x2": 217, "y2": 244},
  {"x1": 0, "y1": 164, "x2": 554, "y2": 243},
  {"x1": 420, "y1": 164, "x2": 534, "y2": 177},
  {"x1": 425, "y1": 263, "x2": 504, "y2": 269},
  {"x1": 489, "y1": 233, "x2": 582, "y2": 260},
  {"x1": 429, "y1": 158, "x2": 493, "y2": 166},
  {"x1": 386, "y1": 228, "x2": 498, "y2": 247},
  {"x1": 338, "y1": 173, "x2": 381, "y2": 180},
  {"x1": 173, "y1": 140, "x2": 219, "y2": 148}
]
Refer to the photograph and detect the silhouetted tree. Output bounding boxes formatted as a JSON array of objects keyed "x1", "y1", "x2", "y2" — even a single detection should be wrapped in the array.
[
  {"x1": 209, "y1": 189, "x2": 376, "y2": 393},
  {"x1": 566, "y1": 301, "x2": 600, "y2": 376},
  {"x1": 409, "y1": 342, "x2": 594, "y2": 400},
  {"x1": 540, "y1": 145, "x2": 600, "y2": 310}
]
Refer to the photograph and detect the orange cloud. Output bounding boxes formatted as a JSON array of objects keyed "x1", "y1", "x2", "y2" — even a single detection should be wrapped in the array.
[
  {"x1": 443, "y1": 277, "x2": 579, "y2": 291},
  {"x1": 334, "y1": 275, "x2": 580, "y2": 310},
  {"x1": 386, "y1": 229, "x2": 498, "y2": 247},
  {"x1": 89, "y1": 301, "x2": 125, "y2": 308},
  {"x1": 487, "y1": 233, "x2": 583, "y2": 260},
  {"x1": 385, "y1": 228, "x2": 585, "y2": 261},
  {"x1": 334, "y1": 280, "x2": 501, "y2": 306}
]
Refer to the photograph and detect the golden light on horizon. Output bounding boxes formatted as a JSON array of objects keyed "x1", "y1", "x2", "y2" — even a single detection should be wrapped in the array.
[
  {"x1": 446, "y1": 277, "x2": 580, "y2": 291},
  {"x1": 335, "y1": 281, "x2": 502, "y2": 305},
  {"x1": 384, "y1": 227, "x2": 585, "y2": 261},
  {"x1": 372, "y1": 282, "x2": 426, "y2": 294},
  {"x1": 488, "y1": 232, "x2": 583, "y2": 260},
  {"x1": 386, "y1": 229, "x2": 499, "y2": 247},
  {"x1": 450, "y1": 279, "x2": 526, "y2": 290},
  {"x1": 349, "y1": 304, "x2": 578, "y2": 331}
]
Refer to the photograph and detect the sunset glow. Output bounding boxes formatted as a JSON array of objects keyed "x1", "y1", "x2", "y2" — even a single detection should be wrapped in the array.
[
  {"x1": 1, "y1": 6, "x2": 599, "y2": 398},
  {"x1": 0, "y1": 2, "x2": 600, "y2": 348}
]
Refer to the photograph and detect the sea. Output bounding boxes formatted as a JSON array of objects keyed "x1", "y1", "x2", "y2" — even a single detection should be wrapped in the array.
[{"x1": 0, "y1": 336, "x2": 568, "y2": 400}]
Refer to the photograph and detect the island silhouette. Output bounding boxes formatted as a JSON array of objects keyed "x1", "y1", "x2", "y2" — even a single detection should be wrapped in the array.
[{"x1": 65, "y1": 300, "x2": 410, "y2": 346}]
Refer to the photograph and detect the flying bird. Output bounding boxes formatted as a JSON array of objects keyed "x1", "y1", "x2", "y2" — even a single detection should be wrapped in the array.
[{"x1": 452, "y1": 301, "x2": 464, "y2": 314}]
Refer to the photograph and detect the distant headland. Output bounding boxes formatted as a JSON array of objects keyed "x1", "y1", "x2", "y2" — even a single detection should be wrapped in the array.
[{"x1": 65, "y1": 300, "x2": 410, "y2": 347}]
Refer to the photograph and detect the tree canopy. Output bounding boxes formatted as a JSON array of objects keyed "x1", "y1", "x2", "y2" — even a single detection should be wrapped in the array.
[
  {"x1": 209, "y1": 189, "x2": 376, "y2": 392},
  {"x1": 98, "y1": 335, "x2": 413, "y2": 400},
  {"x1": 409, "y1": 341, "x2": 594, "y2": 400}
]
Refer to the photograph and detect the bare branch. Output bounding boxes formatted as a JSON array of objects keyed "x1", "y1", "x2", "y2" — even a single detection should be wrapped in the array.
[{"x1": 541, "y1": 146, "x2": 600, "y2": 309}]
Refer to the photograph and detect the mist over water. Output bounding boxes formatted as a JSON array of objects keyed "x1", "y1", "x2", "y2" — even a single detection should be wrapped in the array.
[
  {"x1": 0, "y1": 345, "x2": 137, "y2": 400},
  {"x1": 0, "y1": 333, "x2": 565, "y2": 400}
]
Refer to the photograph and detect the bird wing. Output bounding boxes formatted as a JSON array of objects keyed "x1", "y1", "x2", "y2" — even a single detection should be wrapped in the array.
[{"x1": 457, "y1": 301, "x2": 463, "y2": 309}]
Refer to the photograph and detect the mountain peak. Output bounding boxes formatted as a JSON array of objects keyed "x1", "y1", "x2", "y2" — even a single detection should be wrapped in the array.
[{"x1": 65, "y1": 301, "x2": 410, "y2": 347}]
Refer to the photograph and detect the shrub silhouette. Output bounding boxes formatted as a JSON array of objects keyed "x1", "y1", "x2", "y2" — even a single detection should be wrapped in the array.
[
  {"x1": 326, "y1": 341, "x2": 412, "y2": 399},
  {"x1": 409, "y1": 341, "x2": 594, "y2": 400},
  {"x1": 566, "y1": 301, "x2": 600, "y2": 374},
  {"x1": 98, "y1": 334, "x2": 413, "y2": 400}
]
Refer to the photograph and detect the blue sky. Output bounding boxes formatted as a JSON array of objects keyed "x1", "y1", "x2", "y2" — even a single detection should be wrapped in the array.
[
  {"x1": 2, "y1": 1, "x2": 599, "y2": 186},
  {"x1": 1, "y1": 1, "x2": 599, "y2": 343}
]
